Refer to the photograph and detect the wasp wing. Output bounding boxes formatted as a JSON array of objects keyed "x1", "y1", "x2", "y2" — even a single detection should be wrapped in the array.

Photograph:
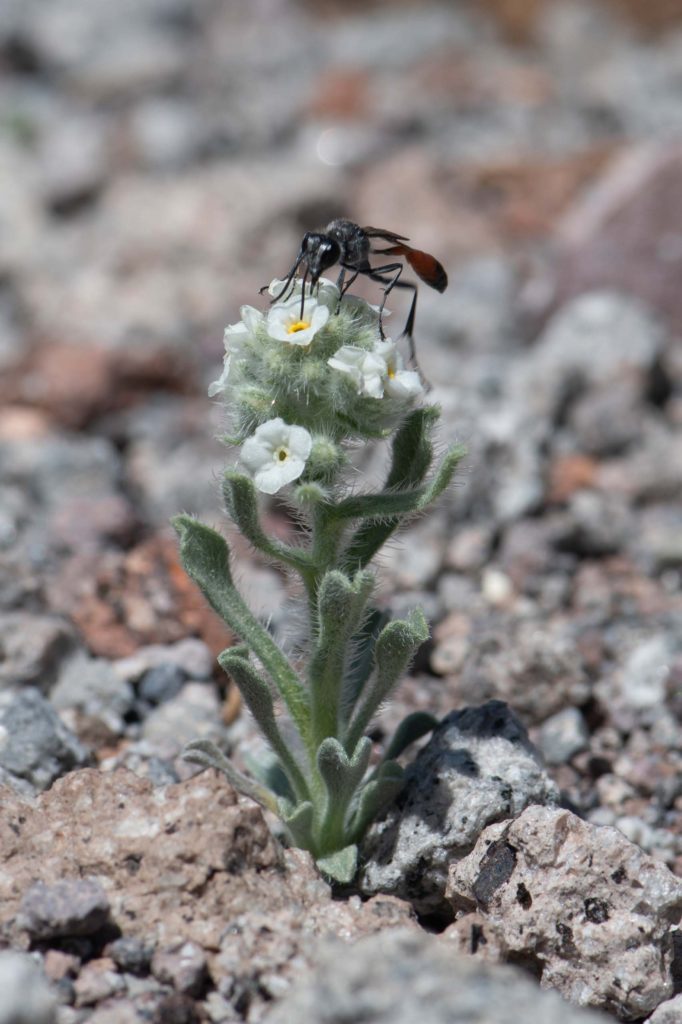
[{"x1": 362, "y1": 225, "x2": 411, "y2": 243}]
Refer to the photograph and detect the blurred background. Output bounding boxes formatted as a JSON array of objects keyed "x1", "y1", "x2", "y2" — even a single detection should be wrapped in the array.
[{"x1": 0, "y1": 0, "x2": 681, "y2": 867}]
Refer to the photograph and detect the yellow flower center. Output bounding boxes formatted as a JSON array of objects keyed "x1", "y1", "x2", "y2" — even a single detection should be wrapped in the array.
[
  {"x1": 274, "y1": 446, "x2": 290, "y2": 463},
  {"x1": 387, "y1": 365, "x2": 396, "y2": 379},
  {"x1": 287, "y1": 319, "x2": 310, "y2": 334}
]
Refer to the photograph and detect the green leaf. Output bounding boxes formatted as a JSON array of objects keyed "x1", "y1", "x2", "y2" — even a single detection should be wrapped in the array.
[
  {"x1": 351, "y1": 761, "x2": 405, "y2": 843},
  {"x1": 279, "y1": 800, "x2": 315, "y2": 849},
  {"x1": 344, "y1": 609, "x2": 429, "y2": 754},
  {"x1": 340, "y1": 443, "x2": 467, "y2": 572},
  {"x1": 172, "y1": 515, "x2": 312, "y2": 749},
  {"x1": 316, "y1": 844, "x2": 358, "y2": 884},
  {"x1": 182, "y1": 739, "x2": 278, "y2": 813},
  {"x1": 223, "y1": 471, "x2": 312, "y2": 573},
  {"x1": 309, "y1": 569, "x2": 374, "y2": 744},
  {"x1": 218, "y1": 650, "x2": 310, "y2": 803},
  {"x1": 341, "y1": 607, "x2": 391, "y2": 716},
  {"x1": 383, "y1": 710, "x2": 437, "y2": 761}
]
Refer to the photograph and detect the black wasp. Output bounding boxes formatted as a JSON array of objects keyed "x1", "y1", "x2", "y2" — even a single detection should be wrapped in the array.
[{"x1": 264, "y1": 218, "x2": 448, "y2": 367}]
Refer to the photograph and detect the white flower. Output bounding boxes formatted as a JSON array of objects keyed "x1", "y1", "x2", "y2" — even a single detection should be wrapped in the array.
[
  {"x1": 267, "y1": 294, "x2": 330, "y2": 346},
  {"x1": 208, "y1": 305, "x2": 262, "y2": 397},
  {"x1": 327, "y1": 345, "x2": 387, "y2": 399},
  {"x1": 374, "y1": 339, "x2": 424, "y2": 401},
  {"x1": 267, "y1": 277, "x2": 340, "y2": 311},
  {"x1": 240, "y1": 418, "x2": 312, "y2": 494}
]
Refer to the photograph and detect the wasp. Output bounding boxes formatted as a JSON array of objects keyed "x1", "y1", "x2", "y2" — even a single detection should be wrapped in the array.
[{"x1": 264, "y1": 218, "x2": 448, "y2": 367}]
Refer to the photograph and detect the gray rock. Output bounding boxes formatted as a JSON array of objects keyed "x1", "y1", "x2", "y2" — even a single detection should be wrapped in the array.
[
  {"x1": 138, "y1": 663, "x2": 187, "y2": 705},
  {"x1": 151, "y1": 940, "x2": 207, "y2": 996},
  {"x1": 141, "y1": 681, "x2": 225, "y2": 754},
  {"x1": 19, "y1": 877, "x2": 110, "y2": 941},
  {"x1": 0, "y1": 613, "x2": 73, "y2": 690},
  {"x1": 0, "y1": 688, "x2": 90, "y2": 790},
  {"x1": 447, "y1": 805, "x2": 682, "y2": 1020},
  {"x1": 50, "y1": 652, "x2": 135, "y2": 737},
  {"x1": 263, "y1": 928, "x2": 608, "y2": 1024},
  {"x1": 457, "y1": 618, "x2": 591, "y2": 724},
  {"x1": 0, "y1": 950, "x2": 56, "y2": 1024},
  {"x1": 529, "y1": 293, "x2": 664, "y2": 418},
  {"x1": 537, "y1": 708, "x2": 589, "y2": 766},
  {"x1": 106, "y1": 937, "x2": 153, "y2": 977},
  {"x1": 114, "y1": 638, "x2": 213, "y2": 684},
  {"x1": 645, "y1": 994, "x2": 682, "y2": 1024},
  {"x1": 360, "y1": 701, "x2": 559, "y2": 915}
]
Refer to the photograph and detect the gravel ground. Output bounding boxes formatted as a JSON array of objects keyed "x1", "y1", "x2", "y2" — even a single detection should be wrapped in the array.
[{"x1": 0, "y1": 1, "x2": 681, "y2": 1022}]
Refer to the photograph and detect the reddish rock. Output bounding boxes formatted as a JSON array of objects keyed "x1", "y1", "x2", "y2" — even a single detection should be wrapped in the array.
[
  {"x1": 555, "y1": 144, "x2": 682, "y2": 331},
  {"x1": 547, "y1": 454, "x2": 598, "y2": 504},
  {"x1": 49, "y1": 534, "x2": 232, "y2": 659}
]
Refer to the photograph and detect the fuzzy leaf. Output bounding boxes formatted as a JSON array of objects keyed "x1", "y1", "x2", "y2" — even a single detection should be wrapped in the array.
[
  {"x1": 340, "y1": 443, "x2": 466, "y2": 572},
  {"x1": 341, "y1": 607, "x2": 390, "y2": 715},
  {"x1": 344, "y1": 609, "x2": 429, "y2": 754},
  {"x1": 182, "y1": 739, "x2": 278, "y2": 813},
  {"x1": 316, "y1": 844, "x2": 358, "y2": 884},
  {"x1": 279, "y1": 800, "x2": 315, "y2": 849},
  {"x1": 351, "y1": 761, "x2": 405, "y2": 842},
  {"x1": 172, "y1": 515, "x2": 311, "y2": 746},
  {"x1": 223, "y1": 471, "x2": 311, "y2": 572},
  {"x1": 309, "y1": 570, "x2": 374, "y2": 743},
  {"x1": 219, "y1": 650, "x2": 310, "y2": 802}
]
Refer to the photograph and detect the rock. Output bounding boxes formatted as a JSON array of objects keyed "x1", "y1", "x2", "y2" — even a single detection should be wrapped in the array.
[
  {"x1": 0, "y1": 613, "x2": 73, "y2": 690},
  {"x1": 645, "y1": 994, "x2": 682, "y2": 1024},
  {"x1": 50, "y1": 652, "x2": 135, "y2": 739},
  {"x1": 140, "y1": 682, "x2": 225, "y2": 754},
  {"x1": 106, "y1": 937, "x2": 153, "y2": 977},
  {"x1": 457, "y1": 617, "x2": 591, "y2": 724},
  {"x1": 0, "y1": 950, "x2": 56, "y2": 1024},
  {"x1": 151, "y1": 940, "x2": 207, "y2": 996},
  {"x1": 263, "y1": 928, "x2": 609, "y2": 1024},
  {"x1": 138, "y1": 664, "x2": 187, "y2": 706},
  {"x1": 0, "y1": 768, "x2": 416, "y2": 1022},
  {"x1": 38, "y1": 116, "x2": 108, "y2": 215},
  {"x1": 0, "y1": 688, "x2": 90, "y2": 790},
  {"x1": 73, "y1": 958, "x2": 126, "y2": 1007},
  {"x1": 528, "y1": 292, "x2": 665, "y2": 419},
  {"x1": 615, "y1": 634, "x2": 674, "y2": 711},
  {"x1": 18, "y1": 877, "x2": 110, "y2": 941},
  {"x1": 446, "y1": 805, "x2": 682, "y2": 1020},
  {"x1": 555, "y1": 144, "x2": 682, "y2": 332},
  {"x1": 536, "y1": 708, "x2": 589, "y2": 766},
  {"x1": 114, "y1": 638, "x2": 213, "y2": 684},
  {"x1": 360, "y1": 701, "x2": 559, "y2": 916}
]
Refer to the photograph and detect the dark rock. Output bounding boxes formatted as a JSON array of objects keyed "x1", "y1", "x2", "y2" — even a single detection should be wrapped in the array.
[
  {"x1": 0, "y1": 688, "x2": 90, "y2": 789},
  {"x1": 107, "y1": 936, "x2": 153, "y2": 977},
  {"x1": 138, "y1": 664, "x2": 188, "y2": 706},
  {"x1": 360, "y1": 701, "x2": 558, "y2": 915}
]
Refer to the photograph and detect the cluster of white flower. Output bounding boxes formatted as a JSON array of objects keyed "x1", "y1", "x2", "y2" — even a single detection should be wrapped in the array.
[{"x1": 210, "y1": 280, "x2": 425, "y2": 494}]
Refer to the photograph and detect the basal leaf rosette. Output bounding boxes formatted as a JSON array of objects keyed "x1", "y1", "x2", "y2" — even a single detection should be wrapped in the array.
[{"x1": 209, "y1": 279, "x2": 425, "y2": 447}]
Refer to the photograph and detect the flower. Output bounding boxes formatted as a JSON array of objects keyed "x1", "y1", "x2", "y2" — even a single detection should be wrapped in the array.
[
  {"x1": 267, "y1": 295, "x2": 330, "y2": 346},
  {"x1": 327, "y1": 345, "x2": 386, "y2": 398},
  {"x1": 374, "y1": 339, "x2": 424, "y2": 401},
  {"x1": 240, "y1": 418, "x2": 312, "y2": 494},
  {"x1": 208, "y1": 306, "x2": 262, "y2": 397},
  {"x1": 267, "y1": 277, "x2": 340, "y2": 311}
]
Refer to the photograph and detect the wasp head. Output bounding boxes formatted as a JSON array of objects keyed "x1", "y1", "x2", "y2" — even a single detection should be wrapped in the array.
[{"x1": 303, "y1": 233, "x2": 341, "y2": 285}]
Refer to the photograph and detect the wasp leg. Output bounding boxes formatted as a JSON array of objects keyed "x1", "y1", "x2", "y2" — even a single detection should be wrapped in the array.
[
  {"x1": 365, "y1": 266, "x2": 428, "y2": 384},
  {"x1": 263, "y1": 248, "x2": 306, "y2": 304}
]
